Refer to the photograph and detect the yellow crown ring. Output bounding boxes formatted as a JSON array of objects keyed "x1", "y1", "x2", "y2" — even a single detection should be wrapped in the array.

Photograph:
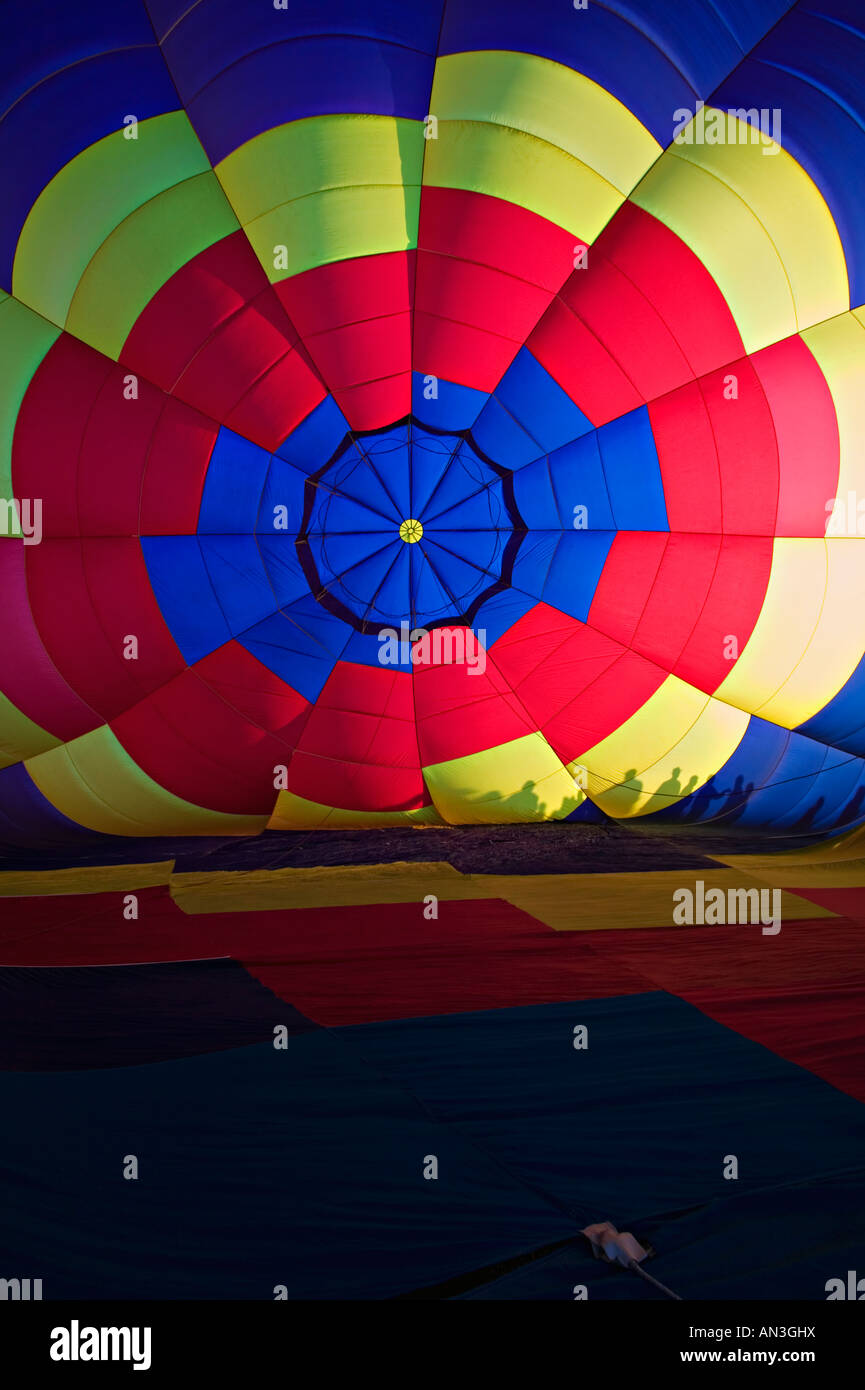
[{"x1": 399, "y1": 518, "x2": 423, "y2": 543}]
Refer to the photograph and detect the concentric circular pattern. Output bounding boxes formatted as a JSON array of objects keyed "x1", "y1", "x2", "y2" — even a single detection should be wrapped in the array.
[
  {"x1": 2, "y1": 0, "x2": 865, "y2": 837},
  {"x1": 294, "y1": 420, "x2": 525, "y2": 632}
]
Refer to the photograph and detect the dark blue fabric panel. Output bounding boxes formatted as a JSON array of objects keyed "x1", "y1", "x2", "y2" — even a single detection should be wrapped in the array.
[
  {"x1": 439, "y1": 0, "x2": 697, "y2": 142},
  {"x1": 182, "y1": 40, "x2": 437, "y2": 162},
  {"x1": 0, "y1": 961, "x2": 315, "y2": 1070},
  {"x1": 799, "y1": 651, "x2": 865, "y2": 756},
  {"x1": 0, "y1": 1032, "x2": 572, "y2": 1298},
  {"x1": 0, "y1": 765, "x2": 97, "y2": 846},
  {"x1": 346, "y1": 993, "x2": 865, "y2": 1227},
  {"x1": 606, "y1": 0, "x2": 794, "y2": 95},
  {"x1": 140, "y1": 536, "x2": 232, "y2": 663},
  {"x1": 0, "y1": 50, "x2": 179, "y2": 290},
  {"x1": 460, "y1": 1175, "x2": 865, "y2": 1300}
]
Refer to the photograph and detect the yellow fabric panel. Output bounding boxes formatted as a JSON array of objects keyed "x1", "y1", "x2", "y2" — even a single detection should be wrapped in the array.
[
  {"x1": 714, "y1": 539, "x2": 865, "y2": 725},
  {"x1": 716, "y1": 822, "x2": 865, "y2": 887},
  {"x1": 753, "y1": 540, "x2": 865, "y2": 726},
  {"x1": 579, "y1": 675, "x2": 749, "y2": 817},
  {"x1": 476, "y1": 869, "x2": 834, "y2": 932},
  {"x1": 170, "y1": 861, "x2": 477, "y2": 914},
  {"x1": 801, "y1": 312, "x2": 865, "y2": 535},
  {"x1": 0, "y1": 691, "x2": 63, "y2": 768},
  {"x1": 632, "y1": 112, "x2": 848, "y2": 353},
  {"x1": 424, "y1": 120, "x2": 621, "y2": 242},
  {"x1": 268, "y1": 790, "x2": 443, "y2": 829},
  {"x1": 430, "y1": 51, "x2": 660, "y2": 196},
  {"x1": 0, "y1": 863, "x2": 172, "y2": 898},
  {"x1": 215, "y1": 115, "x2": 423, "y2": 278},
  {"x1": 423, "y1": 731, "x2": 585, "y2": 823},
  {"x1": 26, "y1": 726, "x2": 268, "y2": 836},
  {"x1": 239, "y1": 184, "x2": 421, "y2": 280},
  {"x1": 12, "y1": 111, "x2": 209, "y2": 330}
]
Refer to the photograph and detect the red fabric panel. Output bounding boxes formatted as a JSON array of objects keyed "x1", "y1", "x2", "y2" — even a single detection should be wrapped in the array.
[
  {"x1": 527, "y1": 296, "x2": 643, "y2": 426},
  {"x1": 492, "y1": 603, "x2": 623, "y2": 733},
  {"x1": 121, "y1": 230, "x2": 278, "y2": 391},
  {"x1": 287, "y1": 661, "x2": 427, "y2": 810},
  {"x1": 687, "y1": 984, "x2": 865, "y2": 1104},
  {"x1": 750, "y1": 335, "x2": 841, "y2": 538},
  {"x1": 412, "y1": 310, "x2": 520, "y2": 392},
  {"x1": 587, "y1": 915, "x2": 865, "y2": 1102},
  {"x1": 193, "y1": 642, "x2": 311, "y2": 743},
  {"x1": 139, "y1": 398, "x2": 218, "y2": 535},
  {"x1": 25, "y1": 539, "x2": 185, "y2": 721},
  {"x1": 543, "y1": 649, "x2": 666, "y2": 755},
  {"x1": 413, "y1": 645, "x2": 537, "y2": 763},
  {"x1": 587, "y1": 532, "x2": 669, "y2": 646},
  {"x1": 631, "y1": 533, "x2": 722, "y2": 672},
  {"x1": 0, "y1": 543, "x2": 97, "y2": 742},
  {"x1": 223, "y1": 344, "x2": 326, "y2": 449},
  {"x1": 698, "y1": 357, "x2": 779, "y2": 535},
  {"x1": 169, "y1": 290, "x2": 300, "y2": 420},
  {"x1": 650, "y1": 381, "x2": 722, "y2": 533},
  {"x1": 418, "y1": 186, "x2": 575, "y2": 293},
  {"x1": 302, "y1": 312, "x2": 411, "y2": 391},
  {"x1": 110, "y1": 667, "x2": 298, "y2": 814},
  {"x1": 333, "y1": 372, "x2": 412, "y2": 430},
  {"x1": 12, "y1": 335, "x2": 113, "y2": 536},
  {"x1": 77, "y1": 368, "x2": 169, "y2": 537},
  {"x1": 414, "y1": 250, "x2": 553, "y2": 344},
  {"x1": 0, "y1": 892, "x2": 651, "y2": 1021},
  {"x1": 243, "y1": 899, "x2": 651, "y2": 1024},
  {"x1": 557, "y1": 254, "x2": 693, "y2": 402},
  {"x1": 273, "y1": 250, "x2": 415, "y2": 336},
  {"x1": 673, "y1": 536, "x2": 773, "y2": 693},
  {"x1": 595, "y1": 202, "x2": 744, "y2": 380}
]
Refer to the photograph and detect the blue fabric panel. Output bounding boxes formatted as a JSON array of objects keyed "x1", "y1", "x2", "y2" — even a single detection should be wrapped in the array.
[
  {"x1": 140, "y1": 536, "x2": 232, "y2": 662},
  {"x1": 412, "y1": 372, "x2": 489, "y2": 432},
  {"x1": 198, "y1": 536, "x2": 279, "y2": 633},
  {"x1": 472, "y1": 397, "x2": 544, "y2": 469},
  {"x1": 239, "y1": 603, "x2": 348, "y2": 701},
  {"x1": 549, "y1": 434, "x2": 616, "y2": 529},
  {"x1": 541, "y1": 531, "x2": 616, "y2": 622},
  {"x1": 597, "y1": 407, "x2": 668, "y2": 531},
  {"x1": 275, "y1": 395, "x2": 349, "y2": 472},
  {"x1": 197, "y1": 429, "x2": 271, "y2": 534},
  {"x1": 495, "y1": 348, "x2": 593, "y2": 454},
  {"x1": 256, "y1": 457, "x2": 309, "y2": 538}
]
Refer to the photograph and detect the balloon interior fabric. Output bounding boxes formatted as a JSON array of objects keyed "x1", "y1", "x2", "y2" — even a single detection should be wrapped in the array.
[
  {"x1": 2, "y1": 0, "x2": 865, "y2": 841},
  {"x1": 3, "y1": 0, "x2": 865, "y2": 1308}
]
